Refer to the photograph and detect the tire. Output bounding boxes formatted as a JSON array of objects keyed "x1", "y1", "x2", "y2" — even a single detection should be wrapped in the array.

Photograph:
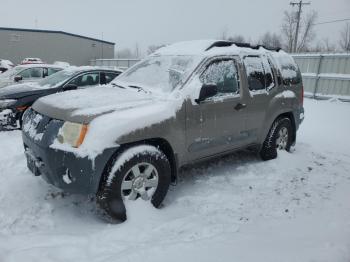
[
  {"x1": 97, "y1": 145, "x2": 171, "y2": 222},
  {"x1": 259, "y1": 117, "x2": 293, "y2": 161}
]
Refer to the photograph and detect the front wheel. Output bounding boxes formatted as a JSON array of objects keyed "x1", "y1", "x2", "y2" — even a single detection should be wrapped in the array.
[
  {"x1": 259, "y1": 117, "x2": 293, "y2": 161},
  {"x1": 97, "y1": 145, "x2": 171, "y2": 222}
]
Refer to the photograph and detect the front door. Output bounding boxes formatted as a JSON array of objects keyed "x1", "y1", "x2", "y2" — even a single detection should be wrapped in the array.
[{"x1": 186, "y1": 58, "x2": 248, "y2": 162}]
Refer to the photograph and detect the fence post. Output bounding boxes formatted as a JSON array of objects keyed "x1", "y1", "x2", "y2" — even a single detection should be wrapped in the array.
[{"x1": 313, "y1": 55, "x2": 323, "y2": 99}]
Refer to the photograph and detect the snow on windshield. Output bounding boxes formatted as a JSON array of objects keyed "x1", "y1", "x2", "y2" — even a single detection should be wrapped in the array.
[{"x1": 114, "y1": 55, "x2": 200, "y2": 93}]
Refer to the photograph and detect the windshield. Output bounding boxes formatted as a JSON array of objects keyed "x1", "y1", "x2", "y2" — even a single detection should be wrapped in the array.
[
  {"x1": 0, "y1": 66, "x2": 24, "y2": 79},
  {"x1": 113, "y1": 55, "x2": 200, "y2": 93},
  {"x1": 36, "y1": 69, "x2": 77, "y2": 88}
]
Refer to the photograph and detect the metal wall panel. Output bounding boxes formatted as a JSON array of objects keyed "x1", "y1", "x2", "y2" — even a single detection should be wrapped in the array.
[
  {"x1": 0, "y1": 29, "x2": 115, "y2": 66},
  {"x1": 292, "y1": 53, "x2": 350, "y2": 100}
]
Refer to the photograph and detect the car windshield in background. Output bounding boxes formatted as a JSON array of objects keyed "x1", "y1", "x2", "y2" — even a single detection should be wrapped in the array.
[
  {"x1": 113, "y1": 55, "x2": 199, "y2": 93},
  {"x1": 36, "y1": 69, "x2": 76, "y2": 88},
  {"x1": 0, "y1": 67, "x2": 24, "y2": 78}
]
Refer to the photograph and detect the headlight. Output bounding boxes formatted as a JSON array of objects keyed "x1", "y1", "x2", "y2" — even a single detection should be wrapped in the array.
[
  {"x1": 57, "y1": 122, "x2": 88, "y2": 148},
  {"x1": 0, "y1": 99, "x2": 17, "y2": 108}
]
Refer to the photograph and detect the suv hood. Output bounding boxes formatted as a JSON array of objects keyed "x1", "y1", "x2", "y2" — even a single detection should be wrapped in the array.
[
  {"x1": 32, "y1": 86, "x2": 162, "y2": 123},
  {"x1": 0, "y1": 83, "x2": 43, "y2": 99}
]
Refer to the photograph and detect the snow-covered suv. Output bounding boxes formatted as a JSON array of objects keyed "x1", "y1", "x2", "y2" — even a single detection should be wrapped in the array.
[{"x1": 22, "y1": 40, "x2": 304, "y2": 221}]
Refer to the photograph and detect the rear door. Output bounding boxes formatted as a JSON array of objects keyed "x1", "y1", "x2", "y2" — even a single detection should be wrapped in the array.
[
  {"x1": 243, "y1": 55, "x2": 277, "y2": 143},
  {"x1": 186, "y1": 57, "x2": 248, "y2": 161}
]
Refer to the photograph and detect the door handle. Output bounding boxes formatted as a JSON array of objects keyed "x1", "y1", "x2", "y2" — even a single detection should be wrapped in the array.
[{"x1": 234, "y1": 103, "x2": 247, "y2": 111}]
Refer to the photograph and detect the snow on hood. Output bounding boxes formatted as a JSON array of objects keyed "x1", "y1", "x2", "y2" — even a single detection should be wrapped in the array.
[
  {"x1": 42, "y1": 86, "x2": 183, "y2": 159},
  {"x1": 34, "y1": 86, "x2": 158, "y2": 122}
]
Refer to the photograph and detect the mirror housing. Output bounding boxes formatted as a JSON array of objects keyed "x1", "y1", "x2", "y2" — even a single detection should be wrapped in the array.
[
  {"x1": 14, "y1": 75, "x2": 23, "y2": 82},
  {"x1": 195, "y1": 84, "x2": 218, "y2": 103},
  {"x1": 63, "y1": 84, "x2": 78, "y2": 91}
]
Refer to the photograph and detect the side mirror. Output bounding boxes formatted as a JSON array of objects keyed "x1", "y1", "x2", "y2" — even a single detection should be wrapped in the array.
[
  {"x1": 14, "y1": 75, "x2": 23, "y2": 82},
  {"x1": 195, "y1": 84, "x2": 218, "y2": 103},
  {"x1": 63, "y1": 84, "x2": 78, "y2": 91}
]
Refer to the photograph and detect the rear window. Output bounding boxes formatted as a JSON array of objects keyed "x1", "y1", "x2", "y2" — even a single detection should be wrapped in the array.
[{"x1": 271, "y1": 52, "x2": 301, "y2": 86}]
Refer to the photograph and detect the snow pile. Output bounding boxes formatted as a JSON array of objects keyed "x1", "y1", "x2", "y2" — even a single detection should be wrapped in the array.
[{"x1": 0, "y1": 99, "x2": 350, "y2": 261}]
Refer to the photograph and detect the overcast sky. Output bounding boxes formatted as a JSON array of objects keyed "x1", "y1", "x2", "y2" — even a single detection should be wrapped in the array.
[{"x1": 1, "y1": 0, "x2": 349, "y2": 54}]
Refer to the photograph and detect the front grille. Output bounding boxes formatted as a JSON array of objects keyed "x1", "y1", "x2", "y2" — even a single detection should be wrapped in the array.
[{"x1": 22, "y1": 109, "x2": 52, "y2": 142}]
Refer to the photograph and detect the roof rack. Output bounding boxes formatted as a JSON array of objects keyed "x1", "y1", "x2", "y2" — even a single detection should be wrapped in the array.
[{"x1": 205, "y1": 41, "x2": 281, "y2": 52}]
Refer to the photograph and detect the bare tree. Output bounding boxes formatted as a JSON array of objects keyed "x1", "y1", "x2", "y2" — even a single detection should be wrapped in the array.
[
  {"x1": 259, "y1": 32, "x2": 282, "y2": 48},
  {"x1": 339, "y1": 23, "x2": 350, "y2": 52},
  {"x1": 297, "y1": 11, "x2": 317, "y2": 52},
  {"x1": 312, "y1": 38, "x2": 337, "y2": 52},
  {"x1": 281, "y1": 11, "x2": 295, "y2": 52},
  {"x1": 281, "y1": 10, "x2": 317, "y2": 52}
]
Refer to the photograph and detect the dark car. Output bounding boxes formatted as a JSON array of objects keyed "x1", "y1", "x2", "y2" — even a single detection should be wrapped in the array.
[{"x1": 0, "y1": 67, "x2": 122, "y2": 129}]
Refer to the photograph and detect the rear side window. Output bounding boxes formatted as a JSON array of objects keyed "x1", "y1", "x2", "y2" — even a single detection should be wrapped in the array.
[
  {"x1": 271, "y1": 53, "x2": 301, "y2": 86},
  {"x1": 200, "y1": 59, "x2": 240, "y2": 95},
  {"x1": 69, "y1": 72, "x2": 100, "y2": 87},
  {"x1": 105, "y1": 72, "x2": 119, "y2": 84}
]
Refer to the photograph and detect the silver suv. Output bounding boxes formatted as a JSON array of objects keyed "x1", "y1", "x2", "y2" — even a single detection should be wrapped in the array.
[{"x1": 22, "y1": 40, "x2": 304, "y2": 221}]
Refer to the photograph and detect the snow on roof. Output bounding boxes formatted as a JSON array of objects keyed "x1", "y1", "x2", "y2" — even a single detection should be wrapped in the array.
[
  {"x1": 153, "y1": 40, "x2": 281, "y2": 57},
  {"x1": 16, "y1": 64, "x2": 65, "y2": 69}
]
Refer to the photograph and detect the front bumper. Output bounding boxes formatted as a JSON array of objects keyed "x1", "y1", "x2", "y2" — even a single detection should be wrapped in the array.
[{"x1": 22, "y1": 109, "x2": 117, "y2": 195}]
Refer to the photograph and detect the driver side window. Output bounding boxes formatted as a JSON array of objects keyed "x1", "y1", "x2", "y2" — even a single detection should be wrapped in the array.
[{"x1": 200, "y1": 59, "x2": 239, "y2": 96}]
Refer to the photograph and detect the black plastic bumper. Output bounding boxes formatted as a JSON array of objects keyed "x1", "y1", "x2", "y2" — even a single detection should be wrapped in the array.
[{"x1": 22, "y1": 109, "x2": 117, "y2": 195}]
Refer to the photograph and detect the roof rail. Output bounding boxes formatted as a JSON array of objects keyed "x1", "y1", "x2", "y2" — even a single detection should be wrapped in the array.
[{"x1": 205, "y1": 41, "x2": 281, "y2": 52}]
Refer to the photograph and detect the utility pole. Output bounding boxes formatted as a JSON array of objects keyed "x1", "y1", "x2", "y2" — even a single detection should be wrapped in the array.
[{"x1": 290, "y1": 1, "x2": 311, "y2": 52}]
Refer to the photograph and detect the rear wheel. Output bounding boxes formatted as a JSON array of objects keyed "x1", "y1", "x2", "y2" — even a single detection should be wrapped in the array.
[
  {"x1": 259, "y1": 117, "x2": 293, "y2": 161},
  {"x1": 97, "y1": 145, "x2": 171, "y2": 222}
]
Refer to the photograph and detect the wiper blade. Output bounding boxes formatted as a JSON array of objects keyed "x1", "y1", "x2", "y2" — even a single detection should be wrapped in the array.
[
  {"x1": 111, "y1": 83, "x2": 126, "y2": 89},
  {"x1": 128, "y1": 85, "x2": 149, "y2": 93}
]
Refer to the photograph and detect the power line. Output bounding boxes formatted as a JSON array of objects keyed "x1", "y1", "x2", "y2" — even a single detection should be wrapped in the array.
[
  {"x1": 290, "y1": 1, "x2": 311, "y2": 53},
  {"x1": 313, "y1": 18, "x2": 350, "y2": 25}
]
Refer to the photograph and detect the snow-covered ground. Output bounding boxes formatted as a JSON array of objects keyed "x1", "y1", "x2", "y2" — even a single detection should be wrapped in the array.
[{"x1": 0, "y1": 98, "x2": 349, "y2": 262}]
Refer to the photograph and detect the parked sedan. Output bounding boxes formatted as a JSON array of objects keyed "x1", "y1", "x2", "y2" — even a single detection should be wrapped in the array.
[
  {"x1": 0, "y1": 67, "x2": 122, "y2": 129},
  {"x1": 0, "y1": 64, "x2": 64, "y2": 88}
]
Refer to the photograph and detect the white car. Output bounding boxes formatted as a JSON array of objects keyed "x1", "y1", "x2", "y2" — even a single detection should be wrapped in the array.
[
  {"x1": 0, "y1": 59, "x2": 14, "y2": 73},
  {"x1": 0, "y1": 64, "x2": 64, "y2": 88},
  {"x1": 20, "y1": 58, "x2": 43, "y2": 65}
]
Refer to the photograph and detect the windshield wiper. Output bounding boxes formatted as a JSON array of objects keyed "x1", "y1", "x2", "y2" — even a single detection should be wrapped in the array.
[
  {"x1": 111, "y1": 83, "x2": 126, "y2": 89},
  {"x1": 128, "y1": 85, "x2": 149, "y2": 93}
]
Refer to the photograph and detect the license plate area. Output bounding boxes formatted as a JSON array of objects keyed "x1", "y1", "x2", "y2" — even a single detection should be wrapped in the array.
[{"x1": 25, "y1": 149, "x2": 44, "y2": 176}]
